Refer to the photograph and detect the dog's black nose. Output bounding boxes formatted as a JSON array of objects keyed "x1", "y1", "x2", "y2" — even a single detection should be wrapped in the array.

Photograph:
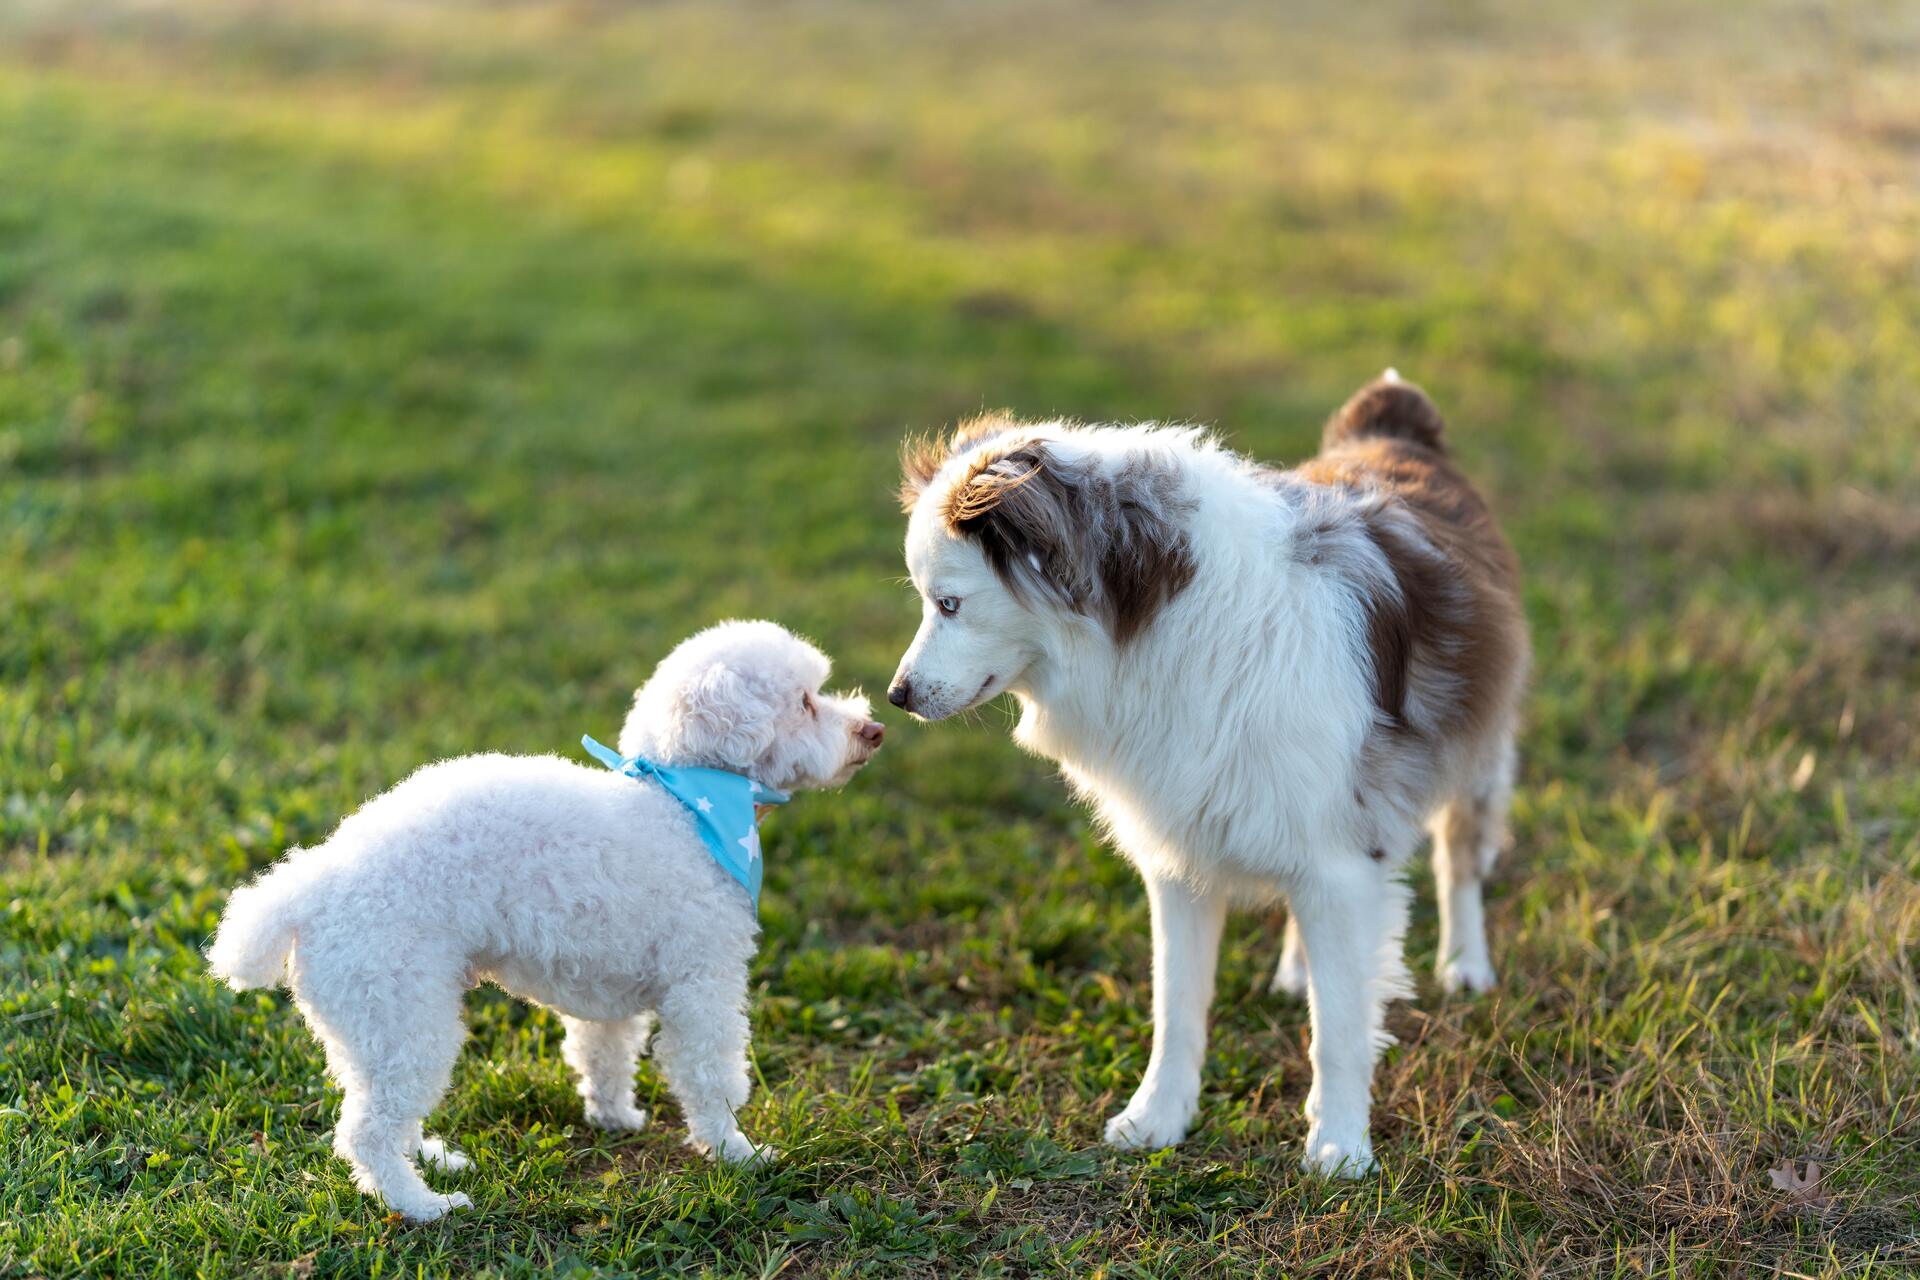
[{"x1": 887, "y1": 679, "x2": 911, "y2": 709}]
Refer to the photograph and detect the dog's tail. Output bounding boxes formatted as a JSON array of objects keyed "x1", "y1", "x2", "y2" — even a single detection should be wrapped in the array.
[
  {"x1": 1322, "y1": 368, "x2": 1447, "y2": 453},
  {"x1": 205, "y1": 853, "x2": 325, "y2": 990}
]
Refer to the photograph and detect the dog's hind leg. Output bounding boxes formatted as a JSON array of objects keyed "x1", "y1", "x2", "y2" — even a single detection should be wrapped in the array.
[
  {"x1": 301, "y1": 971, "x2": 472, "y2": 1221},
  {"x1": 1429, "y1": 734, "x2": 1514, "y2": 994},
  {"x1": 561, "y1": 1013, "x2": 657, "y2": 1132},
  {"x1": 652, "y1": 978, "x2": 772, "y2": 1166},
  {"x1": 414, "y1": 1120, "x2": 471, "y2": 1173},
  {"x1": 1270, "y1": 914, "x2": 1309, "y2": 997}
]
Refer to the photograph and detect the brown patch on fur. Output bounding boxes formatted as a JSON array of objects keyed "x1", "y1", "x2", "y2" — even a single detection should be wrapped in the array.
[
  {"x1": 1298, "y1": 380, "x2": 1527, "y2": 745},
  {"x1": 899, "y1": 439, "x2": 945, "y2": 512},
  {"x1": 1354, "y1": 517, "x2": 1438, "y2": 731},
  {"x1": 940, "y1": 441, "x2": 1047, "y2": 526},
  {"x1": 938, "y1": 438, "x2": 1196, "y2": 644},
  {"x1": 1323, "y1": 375, "x2": 1449, "y2": 452},
  {"x1": 897, "y1": 412, "x2": 1021, "y2": 511},
  {"x1": 1328, "y1": 372, "x2": 1443, "y2": 452},
  {"x1": 951, "y1": 411, "x2": 1021, "y2": 454}
]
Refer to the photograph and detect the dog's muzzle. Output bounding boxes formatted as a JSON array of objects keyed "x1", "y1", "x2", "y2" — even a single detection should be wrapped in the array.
[{"x1": 849, "y1": 719, "x2": 885, "y2": 767}]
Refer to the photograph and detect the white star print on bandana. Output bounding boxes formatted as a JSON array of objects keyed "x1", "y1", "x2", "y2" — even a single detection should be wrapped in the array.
[{"x1": 581, "y1": 735, "x2": 788, "y2": 911}]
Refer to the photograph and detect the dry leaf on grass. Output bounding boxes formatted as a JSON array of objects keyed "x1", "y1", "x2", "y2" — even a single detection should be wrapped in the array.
[{"x1": 1766, "y1": 1159, "x2": 1833, "y2": 1216}]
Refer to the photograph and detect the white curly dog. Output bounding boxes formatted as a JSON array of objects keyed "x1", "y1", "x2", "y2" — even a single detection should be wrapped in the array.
[{"x1": 208, "y1": 620, "x2": 883, "y2": 1221}]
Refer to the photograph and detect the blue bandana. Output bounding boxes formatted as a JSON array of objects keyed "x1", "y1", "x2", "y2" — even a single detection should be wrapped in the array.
[{"x1": 581, "y1": 734, "x2": 789, "y2": 911}]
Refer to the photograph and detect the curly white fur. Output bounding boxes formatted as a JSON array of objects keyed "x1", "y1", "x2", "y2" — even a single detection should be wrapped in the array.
[{"x1": 207, "y1": 620, "x2": 881, "y2": 1221}]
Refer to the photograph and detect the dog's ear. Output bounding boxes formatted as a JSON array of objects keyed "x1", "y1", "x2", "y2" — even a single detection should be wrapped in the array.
[
  {"x1": 898, "y1": 412, "x2": 1022, "y2": 512},
  {"x1": 899, "y1": 436, "x2": 947, "y2": 512},
  {"x1": 942, "y1": 441, "x2": 1089, "y2": 609},
  {"x1": 663, "y1": 663, "x2": 780, "y2": 770},
  {"x1": 942, "y1": 440, "x2": 1195, "y2": 643}
]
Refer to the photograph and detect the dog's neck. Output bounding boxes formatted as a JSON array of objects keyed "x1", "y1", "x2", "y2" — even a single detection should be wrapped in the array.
[
  {"x1": 617, "y1": 724, "x2": 769, "y2": 788},
  {"x1": 1009, "y1": 471, "x2": 1362, "y2": 784}
]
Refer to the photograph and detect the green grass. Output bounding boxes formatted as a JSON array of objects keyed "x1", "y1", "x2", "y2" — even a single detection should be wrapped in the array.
[{"x1": 3, "y1": 1, "x2": 1918, "y2": 1274}]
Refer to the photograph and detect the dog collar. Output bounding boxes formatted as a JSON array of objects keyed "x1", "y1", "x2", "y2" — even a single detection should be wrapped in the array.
[{"x1": 581, "y1": 734, "x2": 788, "y2": 911}]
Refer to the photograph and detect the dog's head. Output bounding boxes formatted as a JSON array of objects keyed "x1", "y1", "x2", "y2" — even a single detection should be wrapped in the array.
[
  {"x1": 622, "y1": 620, "x2": 882, "y2": 790},
  {"x1": 889, "y1": 418, "x2": 1198, "y2": 720}
]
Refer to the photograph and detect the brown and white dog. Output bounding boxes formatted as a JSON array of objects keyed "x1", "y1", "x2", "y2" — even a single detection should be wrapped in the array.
[{"x1": 888, "y1": 373, "x2": 1527, "y2": 1175}]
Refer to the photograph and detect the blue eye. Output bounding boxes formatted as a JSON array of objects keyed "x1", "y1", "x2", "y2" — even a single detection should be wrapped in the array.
[{"x1": 936, "y1": 596, "x2": 960, "y2": 616}]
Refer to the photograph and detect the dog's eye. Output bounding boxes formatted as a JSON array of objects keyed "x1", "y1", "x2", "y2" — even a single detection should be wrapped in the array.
[
  {"x1": 801, "y1": 691, "x2": 817, "y2": 717},
  {"x1": 936, "y1": 596, "x2": 960, "y2": 617}
]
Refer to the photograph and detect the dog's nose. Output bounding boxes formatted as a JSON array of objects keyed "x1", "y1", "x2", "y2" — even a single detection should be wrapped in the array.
[
  {"x1": 858, "y1": 721, "x2": 885, "y2": 747},
  {"x1": 887, "y1": 679, "x2": 911, "y2": 709}
]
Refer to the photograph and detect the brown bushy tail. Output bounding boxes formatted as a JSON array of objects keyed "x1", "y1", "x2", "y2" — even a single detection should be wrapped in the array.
[{"x1": 1322, "y1": 369, "x2": 1447, "y2": 452}]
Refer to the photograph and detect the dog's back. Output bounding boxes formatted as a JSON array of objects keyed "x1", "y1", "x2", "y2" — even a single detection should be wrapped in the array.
[{"x1": 207, "y1": 753, "x2": 725, "y2": 997}]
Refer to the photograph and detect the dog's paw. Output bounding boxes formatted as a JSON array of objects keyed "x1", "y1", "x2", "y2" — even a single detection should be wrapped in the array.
[
  {"x1": 418, "y1": 1137, "x2": 472, "y2": 1173},
  {"x1": 1103, "y1": 1096, "x2": 1195, "y2": 1150},
  {"x1": 399, "y1": 1190, "x2": 473, "y2": 1222},
  {"x1": 702, "y1": 1132, "x2": 778, "y2": 1168},
  {"x1": 731, "y1": 1141, "x2": 780, "y2": 1169},
  {"x1": 584, "y1": 1103, "x2": 651, "y2": 1133},
  {"x1": 1301, "y1": 1127, "x2": 1375, "y2": 1179},
  {"x1": 1437, "y1": 954, "x2": 1497, "y2": 995}
]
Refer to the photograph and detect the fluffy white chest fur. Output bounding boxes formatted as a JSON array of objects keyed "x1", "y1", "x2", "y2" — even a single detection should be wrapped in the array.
[{"x1": 1010, "y1": 525, "x2": 1381, "y2": 895}]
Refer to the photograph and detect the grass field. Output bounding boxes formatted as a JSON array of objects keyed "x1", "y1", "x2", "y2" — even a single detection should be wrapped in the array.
[{"x1": 3, "y1": 1, "x2": 1918, "y2": 1275}]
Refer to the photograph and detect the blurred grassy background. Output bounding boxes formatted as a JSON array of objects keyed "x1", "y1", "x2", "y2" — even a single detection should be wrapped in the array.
[{"x1": 1, "y1": 1, "x2": 1917, "y2": 1275}]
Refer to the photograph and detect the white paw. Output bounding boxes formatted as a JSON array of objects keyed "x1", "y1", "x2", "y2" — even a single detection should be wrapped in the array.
[
  {"x1": 1301, "y1": 1127, "x2": 1375, "y2": 1179},
  {"x1": 703, "y1": 1132, "x2": 778, "y2": 1167},
  {"x1": 398, "y1": 1190, "x2": 473, "y2": 1222},
  {"x1": 1270, "y1": 953, "x2": 1309, "y2": 998},
  {"x1": 417, "y1": 1137, "x2": 472, "y2": 1172},
  {"x1": 1103, "y1": 1095, "x2": 1196, "y2": 1150},
  {"x1": 1438, "y1": 953, "x2": 1497, "y2": 995},
  {"x1": 584, "y1": 1102, "x2": 651, "y2": 1133}
]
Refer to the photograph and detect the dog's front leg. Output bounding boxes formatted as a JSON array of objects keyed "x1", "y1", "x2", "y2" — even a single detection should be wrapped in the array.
[
  {"x1": 1104, "y1": 871, "x2": 1228, "y2": 1150},
  {"x1": 1291, "y1": 860, "x2": 1411, "y2": 1177},
  {"x1": 654, "y1": 978, "x2": 776, "y2": 1167}
]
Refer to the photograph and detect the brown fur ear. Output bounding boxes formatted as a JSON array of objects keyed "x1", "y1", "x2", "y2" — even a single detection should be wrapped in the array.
[
  {"x1": 943, "y1": 441, "x2": 1195, "y2": 644},
  {"x1": 950, "y1": 411, "x2": 1019, "y2": 453},
  {"x1": 899, "y1": 435, "x2": 947, "y2": 512},
  {"x1": 897, "y1": 412, "x2": 1022, "y2": 512}
]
